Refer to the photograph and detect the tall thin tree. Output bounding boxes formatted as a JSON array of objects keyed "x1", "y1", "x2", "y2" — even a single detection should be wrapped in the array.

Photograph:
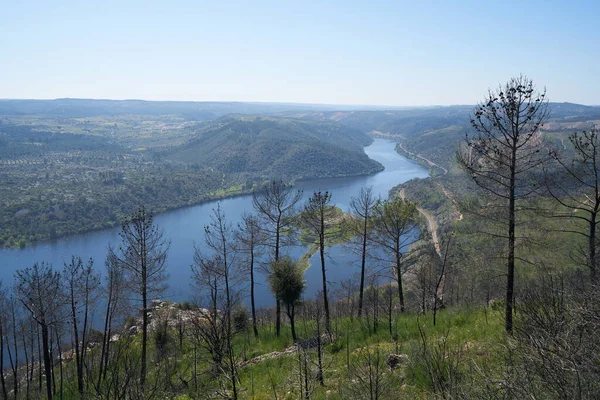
[
  {"x1": 546, "y1": 128, "x2": 600, "y2": 283},
  {"x1": 371, "y1": 198, "x2": 419, "y2": 312},
  {"x1": 0, "y1": 282, "x2": 7, "y2": 400},
  {"x1": 235, "y1": 213, "x2": 264, "y2": 337},
  {"x1": 64, "y1": 256, "x2": 99, "y2": 399},
  {"x1": 16, "y1": 262, "x2": 63, "y2": 400},
  {"x1": 349, "y1": 187, "x2": 378, "y2": 317},
  {"x1": 252, "y1": 180, "x2": 302, "y2": 336},
  {"x1": 98, "y1": 247, "x2": 126, "y2": 389},
  {"x1": 457, "y1": 75, "x2": 548, "y2": 333},
  {"x1": 200, "y1": 204, "x2": 239, "y2": 399},
  {"x1": 6, "y1": 294, "x2": 20, "y2": 399},
  {"x1": 302, "y1": 191, "x2": 336, "y2": 332},
  {"x1": 111, "y1": 206, "x2": 169, "y2": 386}
]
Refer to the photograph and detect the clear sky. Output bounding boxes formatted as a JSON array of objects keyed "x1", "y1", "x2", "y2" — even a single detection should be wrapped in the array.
[{"x1": 2, "y1": 0, "x2": 599, "y2": 106}]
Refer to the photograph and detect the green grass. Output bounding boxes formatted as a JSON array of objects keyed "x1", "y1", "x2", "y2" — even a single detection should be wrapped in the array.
[
  {"x1": 233, "y1": 306, "x2": 504, "y2": 399},
  {"x1": 51, "y1": 305, "x2": 504, "y2": 399}
]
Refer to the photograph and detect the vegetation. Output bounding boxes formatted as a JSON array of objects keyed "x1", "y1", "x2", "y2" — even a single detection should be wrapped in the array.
[
  {"x1": 268, "y1": 257, "x2": 306, "y2": 342},
  {"x1": 301, "y1": 191, "x2": 336, "y2": 332},
  {"x1": 252, "y1": 180, "x2": 303, "y2": 337},
  {"x1": 457, "y1": 76, "x2": 549, "y2": 333},
  {"x1": 0, "y1": 112, "x2": 381, "y2": 248},
  {"x1": 2, "y1": 80, "x2": 600, "y2": 398},
  {"x1": 349, "y1": 187, "x2": 379, "y2": 318},
  {"x1": 166, "y1": 116, "x2": 382, "y2": 179},
  {"x1": 109, "y1": 206, "x2": 169, "y2": 386}
]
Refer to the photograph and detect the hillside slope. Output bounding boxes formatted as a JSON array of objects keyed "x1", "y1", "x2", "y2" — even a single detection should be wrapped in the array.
[{"x1": 166, "y1": 116, "x2": 384, "y2": 180}]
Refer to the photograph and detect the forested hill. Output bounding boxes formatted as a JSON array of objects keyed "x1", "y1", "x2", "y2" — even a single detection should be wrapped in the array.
[
  {"x1": 165, "y1": 116, "x2": 383, "y2": 180},
  {"x1": 0, "y1": 111, "x2": 383, "y2": 247}
]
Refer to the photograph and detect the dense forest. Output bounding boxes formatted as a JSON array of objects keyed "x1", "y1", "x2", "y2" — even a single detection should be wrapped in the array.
[{"x1": 1, "y1": 78, "x2": 600, "y2": 399}]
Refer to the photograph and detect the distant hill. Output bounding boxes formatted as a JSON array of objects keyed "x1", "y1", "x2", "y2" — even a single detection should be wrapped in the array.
[
  {"x1": 281, "y1": 103, "x2": 600, "y2": 172},
  {"x1": 284, "y1": 103, "x2": 600, "y2": 135},
  {"x1": 0, "y1": 99, "x2": 381, "y2": 120},
  {"x1": 281, "y1": 106, "x2": 472, "y2": 135},
  {"x1": 165, "y1": 116, "x2": 383, "y2": 180}
]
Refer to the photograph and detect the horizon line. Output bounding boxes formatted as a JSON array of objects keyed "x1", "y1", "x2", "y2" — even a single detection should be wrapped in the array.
[{"x1": 0, "y1": 97, "x2": 598, "y2": 109}]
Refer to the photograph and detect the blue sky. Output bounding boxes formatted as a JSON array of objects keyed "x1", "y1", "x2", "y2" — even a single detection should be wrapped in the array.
[{"x1": 2, "y1": 0, "x2": 599, "y2": 105}]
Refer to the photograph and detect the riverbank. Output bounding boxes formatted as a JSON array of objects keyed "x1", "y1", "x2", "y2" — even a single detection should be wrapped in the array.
[{"x1": 1, "y1": 164, "x2": 384, "y2": 250}]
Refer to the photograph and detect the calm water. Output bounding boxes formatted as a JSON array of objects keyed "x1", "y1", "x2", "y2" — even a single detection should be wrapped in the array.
[{"x1": 0, "y1": 138, "x2": 428, "y2": 307}]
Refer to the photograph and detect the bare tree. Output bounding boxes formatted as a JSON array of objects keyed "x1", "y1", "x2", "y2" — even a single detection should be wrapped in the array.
[
  {"x1": 21, "y1": 315, "x2": 36, "y2": 399},
  {"x1": 97, "y1": 247, "x2": 127, "y2": 390},
  {"x1": 344, "y1": 344, "x2": 390, "y2": 400},
  {"x1": 301, "y1": 190, "x2": 337, "y2": 332},
  {"x1": 416, "y1": 323, "x2": 463, "y2": 398},
  {"x1": 546, "y1": 128, "x2": 600, "y2": 283},
  {"x1": 293, "y1": 344, "x2": 318, "y2": 400},
  {"x1": 252, "y1": 180, "x2": 302, "y2": 336},
  {"x1": 190, "y1": 255, "x2": 227, "y2": 378},
  {"x1": 336, "y1": 276, "x2": 359, "y2": 320},
  {"x1": 371, "y1": 198, "x2": 420, "y2": 312},
  {"x1": 16, "y1": 262, "x2": 63, "y2": 400},
  {"x1": 433, "y1": 235, "x2": 454, "y2": 326},
  {"x1": 0, "y1": 282, "x2": 8, "y2": 399},
  {"x1": 111, "y1": 205, "x2": 170, "y2": 386},
  {"x1": 457, "y1": 76, "x2": 548, "y2": 333},
  {"x1": 413, "y1": 246, "x2": 437, "y2": 315},
  {"x1": 96, "y1": 330, "x2": 140, "y2": 399},
  {"x1": 63, "y1": 256, "x2": 100, "y2": 399},
  {"x1": 487, "y1": 267, "x2": 600, "y2": 399},
  {"x1": 194, "y1": 204, "x2": 240, "y2": 399},
  {"x1": 235, "y1": 213, "x2": 264, "y2": 337},
  {"x1": 303, "y1": 297, "x2": 327, "y2": 387},
  {"x1": 6, "y1": 293, "x2": 21, "y2": 399},
  {"x1": 382, "y1": 281, "x2": 394, "y2": 336},
  {"x1": 53, "y1": 320, "x2": 66, "y2": 399},
  {"x1": 364, "y1": 278, "x2": 380, "y2": 334},
  {"x1": 349, "y1": 187, "x2": 379, "y2": 318}
]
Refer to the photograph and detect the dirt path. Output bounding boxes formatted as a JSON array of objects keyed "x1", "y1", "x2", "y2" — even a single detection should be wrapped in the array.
[
  {"x1": 395, "y1": 142, "x2": 457, "y2": 303},
  {"x1": 397, "y1": 142, "x2": 448, "y2": 175},
  {"x1": 436, "y1": 184, "x2": 464, "y2": 221},
  {"x1": 399, "y1": 188, "x2": 441, "y2": 257},
  {"x1": 396, "y1": 142, "x2": 464, "y2": 222},
  {"x1": 399, "y1": 188, "x2": 447, "y2": 303},
  {"x1": 238, "y1": 334, "x2": 335, "y2": 369}
]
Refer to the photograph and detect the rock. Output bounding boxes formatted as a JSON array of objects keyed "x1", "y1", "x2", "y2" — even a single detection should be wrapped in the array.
[
  {"x1": 387, "y1": 353, "x2": 409, "y2": 370},
  {"x1": 129, "y1": 325, "x2": 139, "y2": 335},
  {"x1": 151, "y1": 299, "x2": 166, "y2": 309},
  {"x1": 61, "y1": 349, "x2": 75, "y2": 363}
]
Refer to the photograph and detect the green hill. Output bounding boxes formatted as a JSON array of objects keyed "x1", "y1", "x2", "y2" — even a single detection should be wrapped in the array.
[{"x1": 166, "y1": 116, "x2": 384, "y2": 180}]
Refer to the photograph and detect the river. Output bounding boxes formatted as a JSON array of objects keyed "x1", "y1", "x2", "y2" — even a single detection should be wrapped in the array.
[{"x1": 0, "y1": 138, "x2": 428, "y2": 308}]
